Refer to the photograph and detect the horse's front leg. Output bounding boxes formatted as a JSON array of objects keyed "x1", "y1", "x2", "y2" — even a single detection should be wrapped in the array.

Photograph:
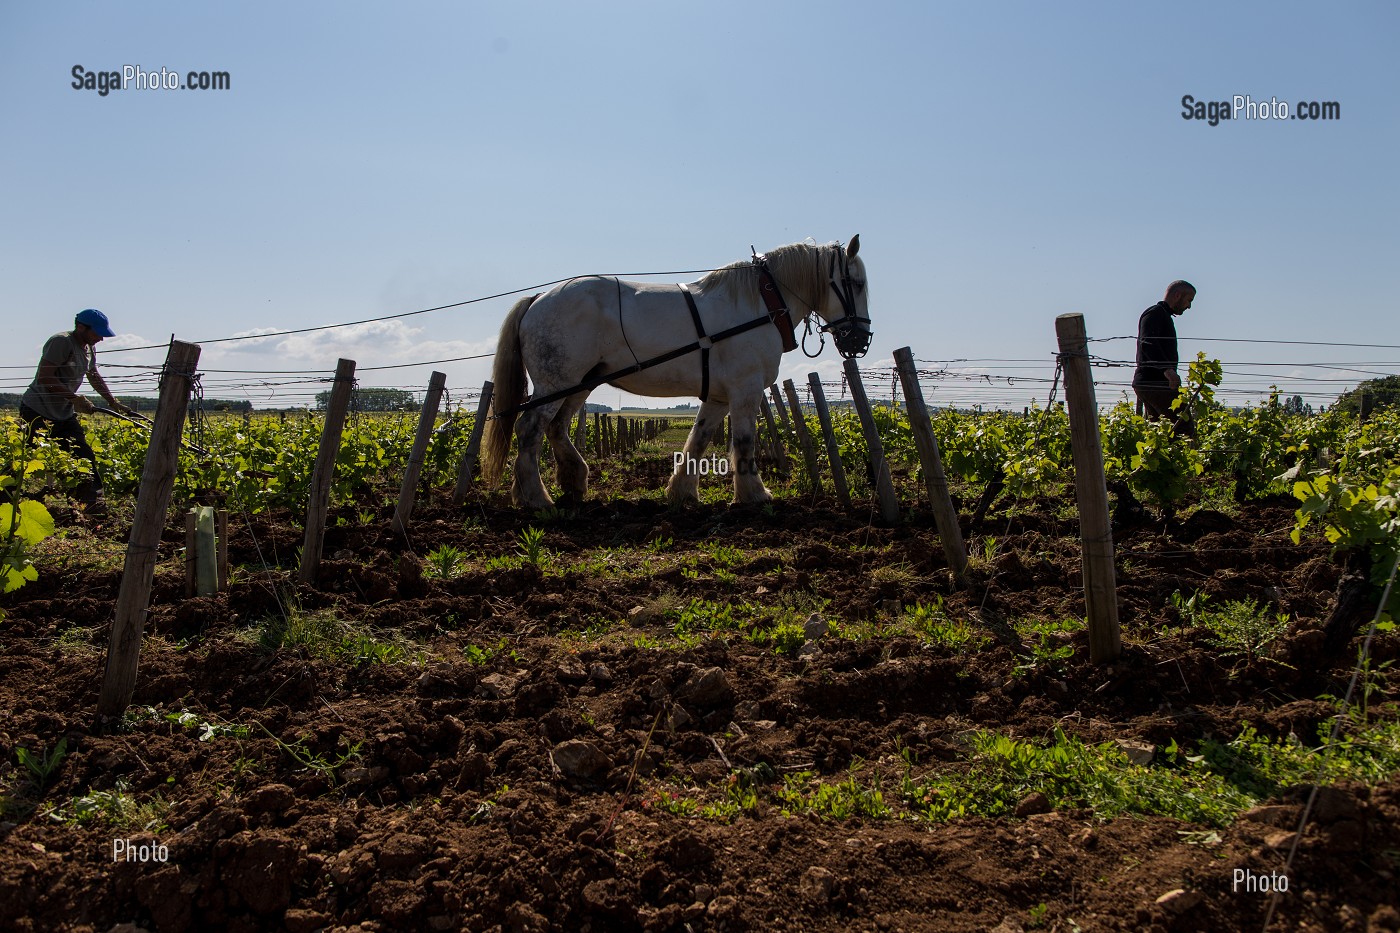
[
  {"x1": 511, "y1": 407, "x2": 556, "y2": 510},
  {"x1": 667, "y1": 399, "x2": 727, "y2": 505},
  {"x1": 728, "y1": 395, "x2": 772, "y2": 504}
]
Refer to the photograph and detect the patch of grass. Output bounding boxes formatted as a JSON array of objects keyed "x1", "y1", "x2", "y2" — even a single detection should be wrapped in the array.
[
  {"x1": 1200, "y1": 711, "x2": 1400, "y2": 799},
  {"x1": 906, "y1": 599, "x2": 990, "y2": 652},
  {"x1": 1198, "y1": 598, "x2": 1290, "y2": 663},
  {"x1": 643, "y1": 770, "x2": 763, "y2": 823},
  {"x1": 517, "y1": 526, "x2": 549, "y2": 567},
  {"x1": 250, "y1": 606, "x2": 417, "y2": 668},
  {"x1": 424, "y1": 544, "x2": 464, "y2": 579},
  {"x1": 463, "y1": 637, "x2": 520, "y2": 666},
  {"x1": 256, "y1": 723, "x2": 363, "y2": 787},
  {"x1": 558, "y1": 617, "x2": 619, "y2": 646},
  {"x1": 5, "y1": 740, "x2": 68, "y2": 816},
  {"x1": 869, "y1": 561, "x2": 921, "y2": 587},
  {"x1": 48, "y1": 779, "x2": 169, "y2": 831},
  {"x1": 900, "y1": 727, "x2": 1254, "y2": 827},
  {"x1": 776, "y1": 763, "x2": 892, "y2": 820}
]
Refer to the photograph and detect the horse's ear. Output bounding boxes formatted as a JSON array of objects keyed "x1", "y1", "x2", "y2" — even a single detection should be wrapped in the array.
[{"x1": 846, "y1": 234, "x2": 860, "y2": 259}]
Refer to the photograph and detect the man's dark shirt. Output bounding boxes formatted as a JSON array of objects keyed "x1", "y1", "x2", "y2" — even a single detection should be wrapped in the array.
[{"x1": 1133, "y1": 301, "x2": 1178, "y2": 387}]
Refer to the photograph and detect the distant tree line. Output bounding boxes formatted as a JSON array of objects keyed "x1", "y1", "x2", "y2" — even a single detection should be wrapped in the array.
[
  {"x1": 1334, "y1": 376, "x2": 1400, "y2": 417},
  {"x1": 314, "y1": 387, "x2": 418, "y2": 412},
  {"x1": 0, "y1": 393, "x2": 251, "y2": 413}
]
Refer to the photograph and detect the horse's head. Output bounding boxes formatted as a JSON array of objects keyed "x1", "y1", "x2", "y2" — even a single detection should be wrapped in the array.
[{"x1": 820, "y1": 235, "x2": 872, "y2": 359}]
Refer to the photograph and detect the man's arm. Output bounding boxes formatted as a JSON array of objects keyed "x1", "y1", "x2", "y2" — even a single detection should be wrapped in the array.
[{"x1": 86, "y1": 365, "x2": 133, "y2": 415}]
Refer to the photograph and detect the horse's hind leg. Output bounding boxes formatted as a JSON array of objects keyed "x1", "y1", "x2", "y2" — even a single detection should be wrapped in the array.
[
  {"x1": 667, "y1": 399, "x2": 727, "y2": 505},
  {"x1": 548, "y1": 392, "x2": 590, "y2": 506},
  {"x1": 511, "y1": 404, "x2": 559, "y2": 510},
  {"x1": 728, "y1": 392, "x2": 772, "y2": 504}
]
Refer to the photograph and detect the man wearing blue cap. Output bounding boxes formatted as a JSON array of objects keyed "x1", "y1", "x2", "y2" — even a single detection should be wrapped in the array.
[{"x1": 20, "y1": 309, "x2": 135, "y2": 515}]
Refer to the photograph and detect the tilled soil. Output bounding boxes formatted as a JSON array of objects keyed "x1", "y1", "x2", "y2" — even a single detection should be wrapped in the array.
[{"x1": 2, "y1": 486, "x2": 1398, "y2": 933}]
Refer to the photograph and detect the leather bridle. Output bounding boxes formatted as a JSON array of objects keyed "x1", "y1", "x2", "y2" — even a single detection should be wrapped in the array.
[{"x1": 820, "y1": 246, "x2": 872, "y2": 359}]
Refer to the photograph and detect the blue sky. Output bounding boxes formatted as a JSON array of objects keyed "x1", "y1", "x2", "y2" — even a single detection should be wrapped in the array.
[{"x1": 2, "y1": 2, "x2": 1395, "y2": 410}]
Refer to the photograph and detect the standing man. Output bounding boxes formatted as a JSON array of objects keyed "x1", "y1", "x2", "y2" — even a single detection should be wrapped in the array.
[
  {"x1": 1132, "y1": 280, "x2": 1195, "y2": 435},
  {"x1": 20, "y1": 308, "x2": 135, "y2": 515}
]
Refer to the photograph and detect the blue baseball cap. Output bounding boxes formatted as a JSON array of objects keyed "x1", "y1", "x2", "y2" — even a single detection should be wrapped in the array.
[{"x1": 75, "y1": 308, "x2": 116, "y2": 337}]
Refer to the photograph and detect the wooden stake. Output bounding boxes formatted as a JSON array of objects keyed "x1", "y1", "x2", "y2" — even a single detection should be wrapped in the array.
[
  {"x1": 99, "y1": 339, "x2": 201, "y2": 720},
  {"x1": 894, "y1": 347, "x2": 967, "y2": 579},
  {"x1": 783, "y1": 379, "x2": 822, "y2": 495},
  {"x1": 759, "y1": 396, "x2": 790, "y2": 477},
  {"x1": 768, "y1": 384, "x2": 791, "y2": 432},
  {"x1": 394, "y1": 370, "x2": 447, "y2": 536},
  {"x1": 1055, "y1": 314, "x2": 1121, "y2": 663},
  {"x1": 808, "y1": 373, "x2": 852, "y2": 510},
  {"x1": 299, "y1": 358, "x2": 356, "y2": 585},
  {"x1": 843, "y1": 359, "x2": 900, "y2": 524},
  {"x1": 451, "y1": 380, "x2": 494, "y2": 506}
]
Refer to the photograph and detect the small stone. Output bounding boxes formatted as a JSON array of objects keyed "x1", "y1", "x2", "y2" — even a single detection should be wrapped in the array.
[
  {"x1": 693, "y1": 883, "x2": 714, "y2": 904},
  {"x1": 1264, "y1": 831, "x2": 1298, "y2": 850},
  {"x1": 677, "y1": 667, "x2": 732, "y2": 708},
  {"x1": 1155, "y1": 889, "x2": 1203, "y2": 914},
  {"x1": 477, "y1": 673, "x2": 518, "y2": 700},
  {"x1": 1015, "y1": 792, "x2": 1052, "y2": 818},
  {"x1": 797, "y1": 642, "x2": 823, "y2": 660},
  {"x1": 557, "y1": 660, "x2": 587, "y2": 683},
  {"x1": 800, "y1": 866, "x2": 836, "y2": 903},
  {"x1": 552, "y1": 740, "x2": 612, "y2": 780},
  {"x1": 1114, "y1": 739, "x2": 1155, "y2": 766},
  {"x1": 629, "y1": 605, "x2": 646, "y2": 618},
  {"x1": 804, "y1": 613, "x2": 830, "y2": 641},
  {"x1": 588, "y1": 662, "x2": 613, "y2": 685}
]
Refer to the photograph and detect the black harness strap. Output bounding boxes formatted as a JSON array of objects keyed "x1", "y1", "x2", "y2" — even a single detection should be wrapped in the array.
[
  {"x1": 679, "y1": 283, "x2": 710, "y2": 402},
  {"x1": 515, "y1": 314, "x2": 771, "y2": 415}
]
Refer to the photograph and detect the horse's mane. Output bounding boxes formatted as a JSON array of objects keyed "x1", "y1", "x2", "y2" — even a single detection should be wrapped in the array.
[{"x1": 696, "y1": 241, "x2": 837, "y2": 314}]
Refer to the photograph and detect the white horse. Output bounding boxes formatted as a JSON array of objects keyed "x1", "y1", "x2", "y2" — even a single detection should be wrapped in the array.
[{"x1": 482, "y1": 236, "x2": 871, "y2": 510}]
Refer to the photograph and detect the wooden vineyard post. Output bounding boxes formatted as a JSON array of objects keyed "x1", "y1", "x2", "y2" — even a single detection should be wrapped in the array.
[
  {"x1": 393, "y1": 370, "x2": 447, "y2": 536},
  {"x1": 1055, "y1": 314, "x2": 1121, "y2": 663},
  {"x1": 768, "y1": 384, "x2": 791, "y2": 432},
  {"x1": 299, "y1": 358, "x2": 356, "y2": 585},
  {"x1": 98, "y1": 339, "x2": 201, "y2": 720},
  {"x1": 451, "y1": 380, "x2": 494, "y2": 505},
  {"x1": 782, "y1": 379, "x2": 822, "y2": 495},
  {"x1": 843, "y1": 359, "x2": 900, "y2": 524},
  {"x1": 808, "y1": 373, "x2": 852, "y2": 510},
  {"x1": 759, "y1": 396, "x2": 790, "y2": 477},
  {"x1": 893, "y1": 348, "x2": 968, "y2": 579}
]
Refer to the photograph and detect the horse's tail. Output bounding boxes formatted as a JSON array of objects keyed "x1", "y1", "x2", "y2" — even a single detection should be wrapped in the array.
[{"x1": 481, "y1": 293, "x2": 538, "y2": 487}]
